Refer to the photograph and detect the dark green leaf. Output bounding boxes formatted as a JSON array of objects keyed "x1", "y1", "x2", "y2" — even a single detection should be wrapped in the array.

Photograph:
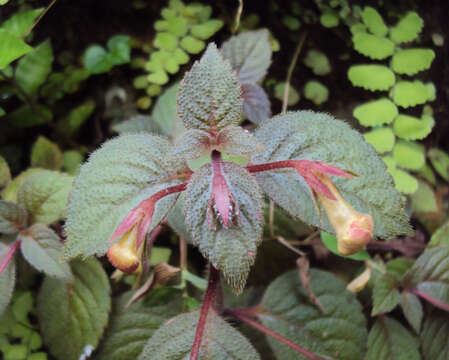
[
  {"x1": 30, "y1": 136, "x2": 63, "y2": 170},
  {"x1": 7, "y1": 104, "x2": 53, "y2": 128},
  {"x1": 371, "y1": 273, "x2": 401, "y2": 316},
  {"x1": 83, "y1": 45, "x2": 111, "y2": 74},
  {"x1": 107, "y1": 35, "x2": 131, "y2": 65},
  {"x1": 401, "y1": 291, "x2": 423, "y2": 333},
  {"x1": 420, "y1": 309, "x2": 449, "y2": 360}
]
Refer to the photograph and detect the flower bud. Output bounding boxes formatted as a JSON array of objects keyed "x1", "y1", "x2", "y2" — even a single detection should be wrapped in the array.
[
  {"x1": 315, "y1": 173, "x2": 374, "y2": 256},
  {"x1": 107, "y1": 227, "x2": 142, "y2": 274}
]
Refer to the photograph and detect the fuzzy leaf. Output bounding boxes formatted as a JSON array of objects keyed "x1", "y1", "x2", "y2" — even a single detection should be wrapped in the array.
[
  {"x1": 18, "y1": 224, "x2": 72, "y2": 280},
  {"x1": 304, "y1": 80, "x2": 328, "y2": 105},
  {"x1": 348, "y1": 64, "x2": 395, "y2": 91},
  {"x1": 389, "y1": 12, "x2": 423, "y2": 44},
  {"x1": 0, "y1": 8, "x2": 43, "y2": 37},
  {"x1": 184, "y1": 162, "x2": 263, "y2": 293},
  {"x1": 37, "y1": 258, "x2": 111, "y2": 360},
  {"x1": 112, "y1": 115, "x2": 161, "y2": 135},
  {"x1": 420, "y1": 309, "x2": 449, "y2": 360},
  {"x1": 0, "y1": 29, "x2": 32, "y2": 69},
  {"x1": 353, "y1": 98, "x2": 398, "y2": 127},
  {"x1": 353, "y1": 33, "x2": 395, "y2": 60},
  {"x1": 96, "y1": 293, "x2": 184, "y2": 360},
  {"x1": 15, "y1": 41, "x2": 53, "y2": 95},
  {"x1": 2, "y1": 168, "x2": 43, "y2": 202},
  {"x1": 172, "y1": 129, "x2": 212, "y2": 159},
  {"x1": 393, "y1": 140, "x2": 425, "y2": 170},
  {"x1": 371, "y1": 273, "x2": 401, "y2": 315},
  {"x1": 411, "y1": 180, "x2": 437, "y2": 213},
  {"x1": 17, "y1": 170, "x2": 73, "y2": 225},
  {"x1": 221, "y1": 29, "x2": 271, "y2": 84},
  {"x1": 392, "y1": 81, "x2": 429, "y2": 108},
  {"x1": 167, "y1": 193, "x2": 193, "y2": 244},
  {"x1": 241, "y1": 83, "x2": 271, "y2": 125},
  {"x1": 178, "y1": 43, "x2": 242, "y2": 131},
  {"x1": 303, "y1": 49, "x2": 331, "y2": 76},
  {"x1": 0, "y1": 242, "x2": 16, "y2": 316},
  {"x1": 216, "y1": 126, "x2": 263, "y2": 155},
  {"x1": 366, "y1": 317, "x2": 420, "y2": 360},
  {"x1": 138, "y1": 310, "x2": 261, "y2": 360},
  {"x1": 361, "y1": 7, "x2": 388, "y2": 37},
  {"x1": 403, "y1": 246, "x2": 449, "y2": 308},
  {"x1": 400, "y1": 291, "x2": 423, "y2": 333},
  {"x1": 393, "y1": 114, "x2": 432, "y2": 140},
  {"x1": 364, "y1": 127, "x2": 395, "y2": 153},
  {"x1": 260, "y1": 269, "x2": 367, "y2": 360},
  {"x1": 253, "y1": 111, "x2": 411, "y2": 239},
  {"x1": 428, "y1": 148, "x2": 449, "y2": 181},
  {"x1": 64, "y1": 134, "x2": 186, "y2": 259},
  {"x1": 30, "y1": 136, "x2": 63, "y2": 170},
  {"x1": 392, "y1": 49, "x2": 435, "y2": 75},
  {"x1": 0, "y1": 200, "x2": 27, "y2": 235}
]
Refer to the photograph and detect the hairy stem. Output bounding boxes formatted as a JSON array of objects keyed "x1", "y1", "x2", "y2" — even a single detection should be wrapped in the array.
[
  {"x1": 151, "y1": 183, "x2": 187, "y2": 203},
  {"x1": 0, "y1": 241, "x2": 21, "y2": 276},
  {"x1": 246, "y1": 159, "x2": 298, "y2": 174},
  {"x1": 225, "y1": 309, "x2": 327, "y2": 360},
  {"x1": 410, "y1": 288, "x2": 449, "y2": 312},
  {"x1": 190, "y1": 265, "x2": 220, "y2": 360}
]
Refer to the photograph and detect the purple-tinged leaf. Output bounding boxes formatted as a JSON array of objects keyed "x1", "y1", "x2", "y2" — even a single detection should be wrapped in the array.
[
  {"x1": 0, "y1": 200, "x2": 27, "y2": 234},
  {"x1": 172, "y1": 129, "x2": 212, "y2": 159},
  {"x1": 216, "y1": 125, "x2": 263, "y2": 155},
  {"x1": 400, "y1": 291, "x2": 423, "y2": 333},
  {"x1": 241, "y1": 83, "x2": 271, "y2": 125}
]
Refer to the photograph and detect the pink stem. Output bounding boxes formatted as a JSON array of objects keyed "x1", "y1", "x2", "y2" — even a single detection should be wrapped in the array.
[
  {"x1": 410, "y1": 288, "x2": 449, "y2": 312},
  {"x1": 224, "y1": 309, "x2": 328, "y2": 360},
  {"x1": 190, "y1": 265, "x2": 220, "y2": 360},
  {"x1": 0, "y1": 241, "x2": 21, "y2": 276},
  {"x1": 246, "y1": 160, "x2": 298, "y2": 174},
  {"x1": 151, "y1": 183, "x2": 187, "y2": 202}
]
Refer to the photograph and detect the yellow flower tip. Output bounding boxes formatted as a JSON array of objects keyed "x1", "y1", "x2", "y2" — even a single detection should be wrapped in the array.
[
  {"x1": 107, "y1": 242, "x2": 140, "y2": 274},
  {"x1": 337, "y1": 213, "x2": 374, "y2": 256}
]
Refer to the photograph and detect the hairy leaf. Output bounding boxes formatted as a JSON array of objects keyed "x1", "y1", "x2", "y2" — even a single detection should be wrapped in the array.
[
  {"x1": 2, "y1": 168, "x2": 43, "y2": 202},
  {"x1": 367, "y1": 317, "x2": 420, "y2": 360},
  {"x1": 138, "y1": 310, "x2": 261, "y2": 360},
  {"x1": 221, "y1": 29, "x2": 271, "y2": 83},
  {"x1": 172, "y1": 129, "x2": 212, "y2": 159},
  {"x1": 253, "y1": 111, "x2": 411, "y2": 239},
  {"x1": 400, "y1": 291, "x2": 423, "y2": 333},
  {"x1": 364, "y1": 127, "x2": 395, "y2": 153},
  {"x1": 184, "y1": 162, "x2": 263, "y2": 293},
  {"x1": 18, "y1": 224, "x2": 72, "y2": 280},
  {"x1": 392, "y1": 81, "x2": 429, "y2": 108},
  {"x1": 353, "y1": 98, "x2": 398, "y2": 127},
  {"x1": 392, "y1": 49, "x2": 435, "y2": 75},
  {"x1": 30, "y1": 136, "x2": 63, "y2": 170},
  {"x1": 420, "y1": 309, "x2": 449, "y2": 360},
  {"x1": 215, "y1": 126, "x2": 263, "y2": 156},
  {"x1": 0, "y1": 242, "x2": 16, "y2": 315},
  {"x1": 167, "y1": 193, "x2": 193, "y2": 244},
  {"x1": 0, "y1": 29, "x2": 32, "y2": 69},
  {"x1": 37, "y1": 258, "x2": 110, "y2": 360},
  {"x1": 393, "y1": 114, "x2": 432, "y2": 140},
  {"x1": 353, "y1": 33, "x2": 395, "y2": 60},
  {"x1": 260, "y1": 269, "x2": 367, "y2": 360},
  {"x1": 361, "y1": 7, "x2": 388, "y2": 37},
  {"x1": 178, "y1": 44, "x2": 242, "y2": 131},
  {"x1": 64, "y1": 134, "x2": 186, "y2": 259},
  {"x1": 393, "y1": 140, "x2": 425, "y2": 170},
  {"x1": 241, "y1": 83, "x2": 271, "y2": 125},
  {"x1": 112, "y1": 115, "x2": 161, "y2": 135},
  {"x1": 15, "y1": 41, "x2": 54, "y2": 95},
  {"x1": 17, "y1": 170, "x2": 73, "y2": 225},
  {"x1": 0, "y1": 200, "x2": 27, "y2": 235},
  {"x1": 96, "y1": 293, "x2": 184, "y2": 360},
  {"x1": 389, "y1": 12, "x2": 423, "y2": 44},
  {"x1": 371, "y1": 273, "x2": 401, "y2": 315},
  {"x1": 348, "y1": 65, "x2": 395, "y2": 91}
]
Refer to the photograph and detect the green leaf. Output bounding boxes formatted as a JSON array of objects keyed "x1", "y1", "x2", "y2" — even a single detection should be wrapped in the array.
[
  {"x1": 253, "y1": 111, "x2": 411, "y2": 239},
  {"x1": 393, "y1": 140, "x2": 425, "y2": 170},
  {"x1": 420, "y1": 309, "x2": 449, "y2": 360},
  {"x1": 361, "y1": 7, "x2": 388, "y2": 37},
  {"x1": 429, "y1": 220, "x2": 449, "y2": 247},
  {"x1": 364, "y1": 127, "x2": 395, "y2": 153},
  {"x1": 304, "y1": 80, "x2": 328, "y2": 105},
  {"x1": 17, "y1": 170, "x2": 73, "y2": 225},
  {"x1": 389, "y1": 12, "x2": 423, "y2": 44},
  {"x1": 353, "y1": 98, "x2": 398, "y2": 127},
  {"x1": 388, "y1": 167, "x2": 418, "y2": 194},
  {"x1": 64, "y1": 134, "x2": 186, "y2": 259},
  {"x1": 411, "y1": 180, "x2": 437, "y2": 213},
  {"x1": 7, "y1": 104, "x2": 53, "y2": 128},
  {"x1": 366, "y1": 317, "x2": 420, "y2": 360},
  {"x1": 303, "y1": 49, "x2": 331, "y2": 76},
  {"x1": 282, "y1": 15, "x2": 300, "y2": 31},
  {"x1": 166, "y1": 16, "x2": 188, "y2": 37},
  {"x1": 0, "y1": 107, "x2": 4, "y2": 117},
  {"x1": 274, "y1": 82, "x2": 300, "y2": 106},
  {"x1": 400, "y1": 291, "x2": 423, "y2": 333},
  {"x1": 241, "y1": 83, "x2": 271, "y2": 125},
  {"x1": 348, "y1": 64, "x2": 395, "y2": 91},
  {"x1": 0, "y1": 29, "x2": 32, "y2": 69},
  {"x1": 371, "y1": 273, "x2": 401, "y2": 315},
  {"x1": 0, "y1": 242, "x2": 16, "y2": 316},
  {"x1": 107, "y1": 35, "x2": 131, "y2": 65},
  {"x1": 154, "y1": 32, "x2": 178, "y2": 52},
  {"x1": 167, "y1": 193, "x2": 193, "y2": 244},
  {"x1": 18, "y1": 224, "x2": 72, "y2": 280},
  {"x1": 260, "y1": 269, "x2": 367, "y2": 360},
  {"x1": 37, "y1": 258, "x2": 111, "y2": 360},
  {"x1": 184, "y1": 162, "x2": 263, "y2": 293},
  {"x1": 392, "y1": 49, "x2": 435, "y2": 75},
  {"x1": 112, "y1": 115, "x2": 161, "y2": 135},
  {"x1": 393, "y1": 114, "x2": 432, "y2": 140},
  {"x1": 152, "y1": 82, "x2": 185, "y2": 138},
  {"x1": 0, "y1": 200, "x2": 27, "y2": 234},
  {"x1": 392, "y1": 81, "x2": 430, "y2": 108},
  {"x1": 321, "y1": 232, "x2": 370, "y2": 260},
  {"x1": 386, "y1": 257, "x2": 414, "y2": 282},
  {"x1": 147, "y1": 69, "x2": 169, "y2": 85},
  {"x1": 320, "y1": 11, "x2": 339, "y2": 28},
  {"x1": 1, "y1": 168, "x2": 43, "y2": 202},
  {"x1": 173, "y1": 47, "x2": 189, "y2": 65},
  {"x1": 353, "y1": 33, "x2": 395, "y2": 60},
  {"x1": 30, "y1": 136, "x2": 63, "y2": 170},
  {"x1": 58, "y1": 100, "x2": 95, "y2": 136},
  {"x1": 178, "y1": 43, "x2": 242, "y2": 131},
  {"x1": 15, "y1": 40, "x2": 54, "y2": 95},
  {"x1": 96, "y1": 293, "x2": 184, "y2": 360},
  {"x1": 180, "y1": 36, "x2": 205, "y2": 54},
  {"x1": 0, "y1": 156, "x2": 11, "y2": 191},
  {"x1": 83, "y1": 45, "x2": 111, "y2": 74},
  {"x1": 403, "y1": 246, "x2": 449, "y2": 308},
  {"x1": 221, "y1": 29, "x2": 271, "y2": 84},
  {"x1": 191, "y1": 19, "x2": 224, "y2": 40},
  {"x1": 62, "y1": 151, "x2": 84, "y2": 175},
  {"x1": 138, "y1": 310, "x2": 261, "y2": 360},
  {"x1": 0, "y1": 8, "x2": 43, "y2": 37},
  {"x1": 428, "y1": 148, "x2": 449, "y2": 181}
]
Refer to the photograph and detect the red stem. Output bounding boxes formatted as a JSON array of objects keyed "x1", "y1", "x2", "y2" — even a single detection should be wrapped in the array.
[
  {"x1": 410, "y1": 288, "x2": 449, "y2": 312},
  {"x1": 224, "y1": 309, "x2": 327, "y2": 360},
  {"x1": 151, "y1": 183, "x2": 187, "y2": 202},
  {"x1": 190, "y1": 264, "x2": 220, "y2": 360},
  {"x1": 246, "y1": 160, "x2": 297, "y2": 174},
  {"x1": 0, "y1": 241, "x2": 21, "y2": 276}
]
